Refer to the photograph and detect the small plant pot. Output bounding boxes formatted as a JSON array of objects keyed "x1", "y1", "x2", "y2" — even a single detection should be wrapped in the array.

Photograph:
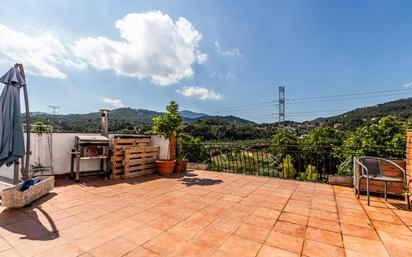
[
  {"x1": 180, "y1": 159, "x2": 188, "y2": 172},
  {"x1": 328, "y1": 175, "x2": 353, "y2": 187},
  {"x1": 174, "y1": 163, "x2": 182, "y2": 173},
  {"x1": 156, "y1": 160, "x2": 176, "y2": 176}
]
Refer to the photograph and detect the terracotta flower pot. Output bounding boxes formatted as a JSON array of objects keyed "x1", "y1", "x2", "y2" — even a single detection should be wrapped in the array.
[
  {"x1": 174, "y1": 163, "x2": 182, "y2": 173},
  {"x1": 156, "y1": 160, "x2": 176, "y2": 176},
  {"x1": 180, "y1": 159, "x2": 188, "y2": 172}
]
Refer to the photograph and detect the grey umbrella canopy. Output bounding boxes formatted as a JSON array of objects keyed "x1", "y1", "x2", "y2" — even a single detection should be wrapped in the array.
[{"x1": 0, "y1": 67, "x2": 26, "y2": 168}]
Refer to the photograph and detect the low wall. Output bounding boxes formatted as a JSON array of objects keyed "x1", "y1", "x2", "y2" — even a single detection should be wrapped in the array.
[{"x1": 0, "y1": 133, "x2": 168, "y2": 181}]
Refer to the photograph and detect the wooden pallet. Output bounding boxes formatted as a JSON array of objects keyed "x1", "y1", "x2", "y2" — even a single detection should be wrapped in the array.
[
  {"x1": 111, "y1": 138, "x2": 152, "y2": 179},
  {"x1": 123, "y1": 146, "x2": 160, "y2": 178}
]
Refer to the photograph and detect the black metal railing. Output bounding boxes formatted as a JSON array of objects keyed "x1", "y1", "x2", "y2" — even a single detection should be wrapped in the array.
[{"x1": 202, "y1": 143, "x2": 405, "y2": 182}]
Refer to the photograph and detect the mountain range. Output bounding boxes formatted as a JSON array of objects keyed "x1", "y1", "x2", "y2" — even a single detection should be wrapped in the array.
[{"x1": 29, "y1": 97, "x2": 412, "y2": 133}]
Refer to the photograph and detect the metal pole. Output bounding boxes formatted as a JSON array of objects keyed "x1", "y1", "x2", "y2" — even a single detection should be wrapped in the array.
[{"x1": 15, "y1": 63, "x2": 30, "y2": 181}]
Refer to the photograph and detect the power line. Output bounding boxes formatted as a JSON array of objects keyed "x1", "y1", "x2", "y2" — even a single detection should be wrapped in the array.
[
  {"x1": 203, "y1": 100, "x2": 276, "y2": 113},
  {"x1": 287, "y1": 88, "x2": 412, "y2": 102}
]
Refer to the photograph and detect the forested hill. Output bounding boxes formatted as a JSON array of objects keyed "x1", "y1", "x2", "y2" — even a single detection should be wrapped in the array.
[
  {"x1": 309, "y1": 97, "x2": 412, "y2": 129},
  {"x1": 29, "y1": 107, "x2": 255, "y2": 133}
]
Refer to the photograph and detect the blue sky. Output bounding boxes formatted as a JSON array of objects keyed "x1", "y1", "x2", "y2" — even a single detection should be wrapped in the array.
[{"x1": 1, "y1": 0, "x2": 412, "y2": 123}]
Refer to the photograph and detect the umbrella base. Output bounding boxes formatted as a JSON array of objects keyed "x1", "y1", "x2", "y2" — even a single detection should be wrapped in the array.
[{"x1": 1, "y1": 176, "x2": 54, "y2": 208}]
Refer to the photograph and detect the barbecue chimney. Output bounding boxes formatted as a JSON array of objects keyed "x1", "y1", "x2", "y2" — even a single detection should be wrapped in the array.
[{"x1": 100, "y1": 109, "x2": 109, "y2": 137}]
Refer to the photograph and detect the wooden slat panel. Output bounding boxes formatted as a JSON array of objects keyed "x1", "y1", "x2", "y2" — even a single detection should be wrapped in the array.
[
  {"x1": 123, "y1": 145, "x2": 160, "y2": 178},
  {"x1": 124, "y1": 168, "x2": 156, "y2": 178}
]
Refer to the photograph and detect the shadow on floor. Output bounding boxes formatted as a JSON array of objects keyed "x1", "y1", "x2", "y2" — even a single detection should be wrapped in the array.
[
  {"x1": 178, "y1": 177, "x2": 223, "y2": 187},
  {"x1": 1, "y1": 193, "x2": 59, "y2": 241},
  {"x1": 55, "y1": 170, "x2": 201, "y2": 188}
]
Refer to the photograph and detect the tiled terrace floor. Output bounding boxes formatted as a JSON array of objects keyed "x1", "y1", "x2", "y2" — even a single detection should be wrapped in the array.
[{"x1": 1, "y1": 170, "x2": 412, "y2": 257}]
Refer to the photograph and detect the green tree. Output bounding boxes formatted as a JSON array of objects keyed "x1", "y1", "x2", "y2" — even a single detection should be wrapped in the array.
[
  {"x1": 152, "y1": 101, "x2": 183, "y2": 159},
  {"x1": 177, "y1": 133, "x2": 209, "y2": 163},
  {"x1": 152, "y1": 101, "x2": 182, "y2": 139},
  {"x1": 270, "y1": 129, "x2": 299, "y2": 155},
  {"x1": 338, "y1": 116, "x2": 409, "y2": 159}
]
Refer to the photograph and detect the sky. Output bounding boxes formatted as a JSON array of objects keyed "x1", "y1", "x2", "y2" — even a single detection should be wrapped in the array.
[{"x1": 1, "y1": 0, "x2": 412, "y2": 123}]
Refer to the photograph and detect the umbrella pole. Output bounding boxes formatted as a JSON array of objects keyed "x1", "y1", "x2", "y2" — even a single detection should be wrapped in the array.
[{"x1": 15, "y1": 64, "x2": 30, "y2": 181}]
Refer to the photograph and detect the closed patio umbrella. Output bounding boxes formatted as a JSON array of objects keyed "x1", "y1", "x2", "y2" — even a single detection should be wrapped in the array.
[{"x1": 0, "y1": 65, "x2": 30, "y2": 181}]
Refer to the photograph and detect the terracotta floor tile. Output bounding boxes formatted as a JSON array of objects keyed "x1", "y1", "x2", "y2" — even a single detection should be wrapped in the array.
[
  {"x1": 259, "y1": 201, "x2": 286, "y2": 211},
  {"x1": 283, "y1": 205, "x2": 310, "y2": 216},
  {"x1": 339, "y1": 215, "x2": 373, "y2": 228},
  {"x1": 367, "y1": 212, "x2": 402, "y2": 224},
  {"x1": 169, "y1": 241, "x2": 215, "y2": 257},
  {"x1": 88, "y1": 237, "x2": 136, "y2": 257},
  {"x1": 168, "y1": 220, "x2": 204, "y2": 239},
  {"x1": 232, "y1": 203, "x2": 257, "y2": 214},
  {"x1": 72, "y1": 231, "x2": 117, "y2": 251},
  {"x1": 265, "y1": 230, "x2": 304, "y2": 254},
  {"x1": 246, "y1": 214, "x2": 276, "y2": 229},
  {"x1": 0, "y1": 248, "x2": 21, "y2": 257},
  {"x1": 219, "y1": 235, "x2": 262, "y2": 257},
  {"x1": 340, "y1": 223, "x2": 379, "y2": 240},
  {"x1": 105, "y1": 219, "x2": 142, "y2": 236},
  {"x1": 129, "y1": 210, "x2": 160, "y2": 224},
  {"x1": 308, "y1": 217, "x2": 340, "y2": 232},
  {"x1": 309, "y1": 209, "x2": 339, "y2": 221},
  {"x1": 208, "y1": 218, "x2": 241, "y2": 234},
  {"x1": 302, "y1": 240, "x2": 345, "y2": 257},
  {"x1": 123, "y1": 246, "x2": 160, "y2": 257},
  {"x1": 253, "y1": 207, "x2": 281, "y2": 219},
  {"x1": 147, "y1": 215, "x2": 182, "y2": 231},
  {"x1": 122, "y1": 224, "x2": 162, "y2": 245},
  {"x1": 33, "y1": 242, "x2": 84, "y2": 257},
  {"x1": 220, "y1": 209, "x2": 249, "y2": 223},
  {"x1": 192, "y1": 228, "x2": 230, "y2": 249},
  {"x1": 304, "y1": 227, "x2": 343, "y2": 247},
  {"x1": 273, "y1": 221, "x2": 306, "y2": 238},
  {"x1": 342, "y1": 235, "x2": 389, "y2": 256},
  {"x1": 235, "y1": 223, "x2": 271, "y2": 243},
  {"x1": 257, "y1": 244, "x2": 300, "y2": 257},
  {"x1": 143, "y1": 232, "x2": 185, "y2": 256},
  {"x1": 279, "y1": 212, "x2": 308, "y2": 226},
  {"x1": 372, "y1": 220, "x2": 412, "y2": 236},
  {"x1": 311, "y1": 202, "x2": 337, "y2": 213},
  {"x1": 377, "y1": 230, "x2": 412, "y2": 255},
  {"x1": 0, "y1": 238, "x2": 11, "y2": 252},
  {"x1": 222, "y1": 194, "x2": 244, "y2": 203},
  {"x1": 345, "y1": 249, "x2": 375, "y2": 257}
]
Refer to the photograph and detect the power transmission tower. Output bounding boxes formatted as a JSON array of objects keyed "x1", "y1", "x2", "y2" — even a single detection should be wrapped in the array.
[{"x1": 278, "y1": 86, "x2": 285, "y2": 127}]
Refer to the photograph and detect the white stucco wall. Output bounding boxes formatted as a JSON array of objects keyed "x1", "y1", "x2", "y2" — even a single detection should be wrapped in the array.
[{"x1": 0, "y1": 133, "x2": 168, "y2": 181}]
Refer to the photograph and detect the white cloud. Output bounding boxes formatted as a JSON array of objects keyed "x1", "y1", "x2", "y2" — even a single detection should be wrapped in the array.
[
  {"x1": 402, "y1": 82, "x2": 412, "y2": 88},
  {"x1": 214, "y1": 41, "x2": 242, "y2": 58},
  {"x1": 101, "y1": 97, "x2": 125, "y2": 108},
  {"x1": 176, "y1": 86, "x2": 223, "y2": 100},
  {"x1": 71, "y1": 11, "x2": 206, "y2": 86},
  {"x1": 0, "y1": 24, "x2": 83, "y2": 79}
]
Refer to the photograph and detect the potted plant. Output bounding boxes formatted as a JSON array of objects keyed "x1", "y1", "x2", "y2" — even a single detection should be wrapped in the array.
[
  {"x1": 175, "y1": 152, "x2": 188, "y2": 173},
  {"x1": 152, "y1": 101, "x2": 182, "y2": 176}
]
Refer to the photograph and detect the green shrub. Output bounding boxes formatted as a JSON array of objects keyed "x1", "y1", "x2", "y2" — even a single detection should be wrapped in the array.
[
  {"x1": 281, "y1": 155, "x2": 296, "y2": 178},
  {"x1": 299, "y1": 164, "x2": 319, "y2": 181},
  {"x1": 177, "y1": 133, "x2": 209, "y2": 163}
]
